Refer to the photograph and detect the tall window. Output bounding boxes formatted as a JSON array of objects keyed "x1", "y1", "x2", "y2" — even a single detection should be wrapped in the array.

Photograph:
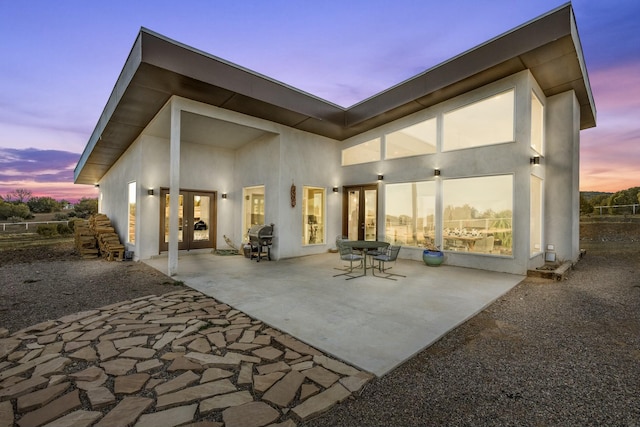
[
  {"x1": 302, "y1": 187, "x2": 325, "y2": 245},
  {"x1": 128, "y1": 181, "x2": 136, "y2": 244},
  {"x1": 531, "y1": 90, "x2": 544, "y2": 154},
  {"x1": 385, "y1": 181, "x2": 436, "y2": 247},
  {"x1": 443, "y1": 89, "x2": 515, "y2": 151},
  {"x1": 442, "y1": 175, "x2": 513, "y2": 255},
  {"x1": 342, "y1": 138, "x2": 381, "y2": 166},
  {"x1": 242, "y1": 186, "x2": 265, "y2": 240},
  {"x1": 530, "y1": 175, "x2": 543, "y2": 256},
  {"x1": 385, "y1": 118, "x2": 437, "y2": 159}
]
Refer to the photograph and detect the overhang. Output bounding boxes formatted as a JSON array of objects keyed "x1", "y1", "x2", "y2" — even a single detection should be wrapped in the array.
[{"x1": 75, "y1": 2, "x2": 595, "y2": 185}]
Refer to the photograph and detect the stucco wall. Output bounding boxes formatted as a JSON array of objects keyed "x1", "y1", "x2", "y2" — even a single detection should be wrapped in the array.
[{"x1": 545, "y1": 91, "x2": 581, "y2": 263}]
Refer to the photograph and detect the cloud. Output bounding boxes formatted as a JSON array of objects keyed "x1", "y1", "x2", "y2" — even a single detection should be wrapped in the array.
[{"x1": 0, "y1": 147, "x2": 95, "y2": 202}]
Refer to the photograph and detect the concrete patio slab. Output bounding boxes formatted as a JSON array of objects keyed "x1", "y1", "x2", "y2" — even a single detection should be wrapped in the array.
[{"x1": 145, "y1": 252, "x2": 523, "y2": 376}]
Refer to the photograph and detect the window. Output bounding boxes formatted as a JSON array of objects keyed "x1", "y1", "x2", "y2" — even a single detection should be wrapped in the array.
[
  {"x1": 385, "y1": 181, "x2": 436, "y2": 247},
  {"x1": 128, "y1": 181, "x2": 136, "y2": 244},
  {"x1": 443, "y1": 89, "x2": 515, "y2": 151},
  {"x1": 530, "y1": 175, "x2": 542, "y2": 256},
  {"x1": 442, "y1": 175, "x2": 513, "y2": 255},
  {"x1": 302, "y1": 187, "x2": 325, "y2": 245},
  {"x1": 385, "y1": 118, "x2": 437, "y2": 159},
  {"x1": 242, "y1": 186, "x2": 264, "y2": 240},
  {"x1": 531, "y1": 91, "x2": 544, "y2": 154},
  {"x1": 342, "y1": 138, "x2": 381, "y2": 166}
]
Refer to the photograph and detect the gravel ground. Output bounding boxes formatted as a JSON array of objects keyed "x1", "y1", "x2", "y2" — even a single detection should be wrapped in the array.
[
  {"x1": 1, "y1": 223, "x2": 639, "y2": 426},
  {"x1": 0, "y1": 241, "x2": 183, "y2": 333}
]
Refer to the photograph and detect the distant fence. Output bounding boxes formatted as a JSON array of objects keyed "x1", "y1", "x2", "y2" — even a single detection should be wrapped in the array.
[
  {"x1": 0, "y1": 220, "x2": 71, "y2": 232},
  {"x1": 593, "y1": 204, "x2": 639, "y2": 215}
]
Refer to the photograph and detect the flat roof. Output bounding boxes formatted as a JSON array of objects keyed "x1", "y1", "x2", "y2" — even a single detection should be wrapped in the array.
[{"x1": 75, "y1": 3, "x2": 595, "y2": 185}]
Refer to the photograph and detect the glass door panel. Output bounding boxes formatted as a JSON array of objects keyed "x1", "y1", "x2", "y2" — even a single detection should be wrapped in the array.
[
  {"x1": 343, "y1": 185, "x2": 377, "y2": 241},
  {"x1": 347, "y1": 189, "x2": 360, "y2": 240},
  {"x1": 189, "y1": 193, "x2": 214, "y2": 249},
  {"x1": 164, "y1": 193, "x2": 184, "y2": 246},
  {"x1": 364, "y1": 189, "x2": 377, "y2": 241},
  {"x1": 192, "y1": 195, "x2": 210, "y2": 242}
]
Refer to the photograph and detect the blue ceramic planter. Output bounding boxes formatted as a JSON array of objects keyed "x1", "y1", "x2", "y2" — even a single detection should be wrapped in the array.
[{"x1": 423, "y1": 249, "x2": 444, "y2": 266}]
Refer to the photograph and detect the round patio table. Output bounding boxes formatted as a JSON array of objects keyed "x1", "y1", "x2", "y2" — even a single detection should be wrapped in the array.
[{"x1": 342, "y1": 240, "x2": 390, "y2": 276}]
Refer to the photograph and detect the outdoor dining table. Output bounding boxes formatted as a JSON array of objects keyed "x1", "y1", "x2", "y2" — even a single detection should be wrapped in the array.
[{"x1": 342, "y1": 240, "x2": 390, "y2": 277}]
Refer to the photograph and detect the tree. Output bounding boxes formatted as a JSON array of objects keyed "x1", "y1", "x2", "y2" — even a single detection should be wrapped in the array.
[
  {"x1": 580, "y1": 194, "x2": 593, "y2": 214},
  {"x1": 5, "y1": 189, "x2": 33, "y2": 204},
  {"x1": 0, "y1": 201, "x2": 32, "y2": 220},
  {"x1": 73, "y1": 198, "x2": 98, "y2": 218},
  {"x1": 27, "y1": 196, "x2": 62, "y2": 213}
]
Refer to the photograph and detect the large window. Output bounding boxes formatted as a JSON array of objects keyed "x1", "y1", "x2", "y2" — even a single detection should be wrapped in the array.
[
  {"x1": 342, "y1": 138, "x2": 381, "y2": 166},
  {"x1": 128, "y1": 181, "x2": 136, "y2": 244},
  {"x1": 385, "y1": 181, "x2": 436, "y2": 247},
  {"x1": 242, "y1": 186, "x2": 264, "y2": 240},
  {"x1": 442, "y1": 175, "x2": 513, "y2": 255},
  {"x1": 385, "y1": 118, "x2": 437, "y2": 159},
  {"x1": 530, "y1": 175, "x2": 543, "y2": 256},
  {"x1": 531, "y1": 90, "x2": 544, "y2": 154},
  {"x1": 443, "y1": 89, "x2": 515, "y2": 151},
  {"x1": 302, "y1": 187, "x2": 325, "y2": 245}
]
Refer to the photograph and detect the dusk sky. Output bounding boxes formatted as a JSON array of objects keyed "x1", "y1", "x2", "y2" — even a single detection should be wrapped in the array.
[{"x1": 1, "y1": 0, "x2": 638, "y2": 202}]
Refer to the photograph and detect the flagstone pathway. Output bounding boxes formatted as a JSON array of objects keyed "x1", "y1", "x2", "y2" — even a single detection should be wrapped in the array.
[{"x1": 0, "y1": 289, "x2": 373, "y2": 427}]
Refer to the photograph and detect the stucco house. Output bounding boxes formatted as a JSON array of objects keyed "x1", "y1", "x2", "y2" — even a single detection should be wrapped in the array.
[{"x1": 74, "y1": 3, "x2": 595, "y2": 276}]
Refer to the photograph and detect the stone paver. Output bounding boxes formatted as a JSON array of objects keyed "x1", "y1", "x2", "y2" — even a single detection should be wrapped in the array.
[
  {"x1": 134, "y1": 403, "x2": 198, "y2": 427},
  {"x1": 94, "y1": 396, "x2": 152, "y2": 427},
  {"x1": 114, "y1": 373, "x2": 150, "y2": 394},
  {"x1": 262, "y1": 370, "x2": 305, "y2": 407},
  {"x1": 223, "y1": 401, "x2": 280, "y2": 427},
  {"x1": 292, "y1": 383, "x2": 351, "y2": 421},
  {"x1": 17, "y1": 390, "x2": 81, "y2": 427},
  {"x1": 0, "y1": 289, "x2": 374, "y2": 426}
]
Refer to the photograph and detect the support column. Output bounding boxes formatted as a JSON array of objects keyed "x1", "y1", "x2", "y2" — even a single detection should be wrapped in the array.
[{"x1": 168, "y1": 101, "x2": 181, "y2": 276}]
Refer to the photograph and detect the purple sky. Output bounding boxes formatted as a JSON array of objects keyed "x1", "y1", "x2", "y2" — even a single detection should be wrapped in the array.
[{"x1": 1, "y1": 0, "x2": 639, "y2": 201}]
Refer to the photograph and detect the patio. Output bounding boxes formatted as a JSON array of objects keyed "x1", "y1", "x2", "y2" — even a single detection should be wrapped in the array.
[{"x1": 145, "y1": 252, "x2": 523, "y2": 376}]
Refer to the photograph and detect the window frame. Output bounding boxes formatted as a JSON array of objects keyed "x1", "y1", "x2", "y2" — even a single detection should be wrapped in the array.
[
  {"x1": 127, "y1": 181, "x2": 136, "y2": 244},
  {"x1": 302, "y1": 186, "x2": 326, "y2": 246},
  {"x1": 442, "y1": 88, "x2": 516, "y2": 152}
]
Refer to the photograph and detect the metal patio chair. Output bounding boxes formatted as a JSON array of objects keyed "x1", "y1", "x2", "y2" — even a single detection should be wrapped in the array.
[
  {"x1": 333, "y1": 238, "x2": 364, "y2": 279},
  {"x1": 371, "y1": 245, "x2": 405, "y2": 280}
]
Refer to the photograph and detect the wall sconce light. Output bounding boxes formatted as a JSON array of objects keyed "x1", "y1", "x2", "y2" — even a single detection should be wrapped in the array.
[
  {"x1": 530, "y1": 156, "x2": 541, "y2": 165},
  {"x1": 332, "y1": 187, "x2": 339, "y2": 193},
  {"x1": 147, "y1": 189, "x2": 154, "y2": 196},
  {"x1": 377, "y1": 174, "x2": 384, "y2": 181},
  {"x1": 221, "y1": 193, "x2": 228, "y2": 199},
  {"x1": 434, "y1": 169, "x2": 441, "y2": 176}
]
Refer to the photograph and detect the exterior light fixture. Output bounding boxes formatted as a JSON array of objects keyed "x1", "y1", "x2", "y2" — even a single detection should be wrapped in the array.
[
  {"x1": 94, "y1": 184, "x2": 100, "y2": 188},
  {"x1": 434, "y1": 169, "x2": 441, "y2": 176},
  {"x1": 332, "y1": 187, "x2": 339, "y2": 193},
  {"x1": 530, "y1": 156, "x2": 541, "y2": 165},
  {"x1": 377, "y1": 174, "x2": 384, "y2": 181},
  {"x1": 221, "y1": 193, "x2": 228, "y2": 199},
  {"x1": 147, "y1": 189, "x2": 154, "y2": 196}
]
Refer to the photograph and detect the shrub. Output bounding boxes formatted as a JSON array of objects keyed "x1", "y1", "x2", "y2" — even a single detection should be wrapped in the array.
[
  {"x1": 36, "y1": 224, "x2": 59, "y2": 237},
  {"x1": 54, "y1": 213, "x2": 69, "y2": 221},
  {"x1": 57, "y1": 223, "x2": 72, "y2": 235},
  {"x1": 7, "y1": 216, "x2": 24, "y2": 223},
  {"x1": 0, "y1": 202, "x2": 31, "y2": 220}
]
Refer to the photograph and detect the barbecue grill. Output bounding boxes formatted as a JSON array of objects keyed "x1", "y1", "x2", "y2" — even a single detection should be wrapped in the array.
[{"x1": 248, "y1": 224, "x2": 274, "y2": 262}]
